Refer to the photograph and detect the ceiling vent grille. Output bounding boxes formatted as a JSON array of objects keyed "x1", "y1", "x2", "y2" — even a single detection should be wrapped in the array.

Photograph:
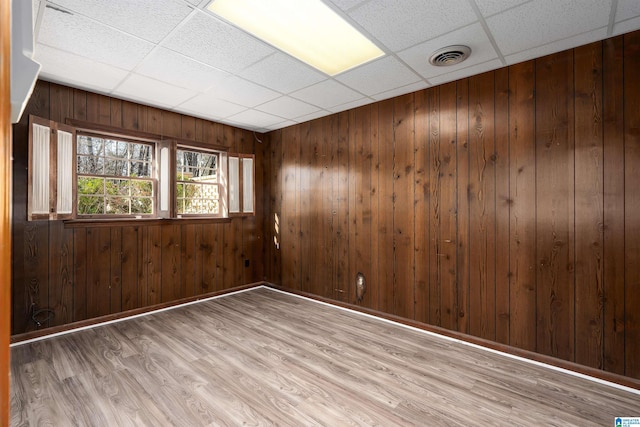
[{"x1": 429, "y1": 45, "x2": 471, "y2": 66}]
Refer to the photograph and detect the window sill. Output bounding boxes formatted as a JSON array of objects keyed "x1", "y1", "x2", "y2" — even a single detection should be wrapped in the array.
[{"x1": 64, "y1": 216, "x2": 233, "y2": 228}]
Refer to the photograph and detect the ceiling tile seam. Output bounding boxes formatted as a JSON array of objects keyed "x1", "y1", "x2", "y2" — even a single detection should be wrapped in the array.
[
  {"x1": 44, "y1": 0, "x2": 168, "y2": 46},
  {"x1": 35, "y1": 41, "x2": 134, "y2": 76},
  {"x1": 608, "y1": 0, "x2": 619, "y2": 36},
  {"x1": 467, "y1": 0, "x2": 506, "y2": 66},
  {"x1": 475, "y1": 0, "x2": 535, "y2": 19}
]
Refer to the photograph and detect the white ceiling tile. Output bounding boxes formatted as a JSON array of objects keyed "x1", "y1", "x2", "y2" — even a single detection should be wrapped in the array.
[
  {"x1": 114, "y1": 74, "x2": 197, "y2": 109},
  {"x1": 227, "y1": 109, "x2": 284, "y2": 128},
  {"x1": 47, "y1": 0, "x2": 193, "y2": 43},
  {"x1": 265, "y1": 120, "x2": 297, "y2": 131},
  {"x1": 136, "y1": 47, "x2": 230, "y2": 92},
  {"x1": 336, "y1": 56, "x2": 422, "y2": 96},
  {"x1": 505, "y1": 27, "x2": 606, "y2": 65},
  {"x1": 255, "y1": 96, "x2": 320, "y2": 120},
  {"x1": 290, "y1": 80, "x2": 363, "y2": 109},
  {"x1": 486, "y1": 0, "x2": 612, "y2": 55},
  {"x1": 178, "y1": 95, "x2": 246, "y2": 119},
  {"x1": 348, "y1": 0, "x2": 477, "y2": 51},
  {"x1": 616, "y1": 0, "x2": 640, "y2": 21},
  {"x1": 428, "y1": 58, "x2": 503, "y2": 85},
  {"x1": 34, "y1": 44, "x2": 129, "y2": 93},
  {"x1": 613, "y1": 15, "x2": 640, "y2": 36},
  {"x1": 398, "y1": 23, "x2": 499, "y2": 79},
  {"x1": 327, "y1": 97, "x2": 375, "y2": 113},
  {"x1": 208, "y1": 76, "x2": 280, "y2": 107},
  {"x1": 239, "y1": 53, "x2": 327, "y2": 94},
  {"x1": 162, "y1": 12, "x2": 274, "y2": 73},
  {"x1": 371, "y1": 81, "x2": 430, "y2": 101},
  {"x1": 38, "y1": 6, "x2": 154, "y2": 70},
  {"x1": 473, "y1": 0, "x2": 531, "y2": 17}
]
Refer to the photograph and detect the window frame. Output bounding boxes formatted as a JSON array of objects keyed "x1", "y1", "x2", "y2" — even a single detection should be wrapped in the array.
[
  {"x1": 28, "y1": 116, "x2": 255, "y2": 223},
  {"x1": 75, "y1": 131, "x2": 158, "y2": 219},
  {"x1": 174, "y1": 144, "x2": 227, "y2": 219}
]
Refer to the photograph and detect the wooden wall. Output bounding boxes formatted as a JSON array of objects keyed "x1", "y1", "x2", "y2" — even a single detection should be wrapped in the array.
[
  {"x1": 11, "y1": 80, "x2": 266, "y2": 335},
  {"x1": 264, "y1": 31, "x2": 640, "y2": 380}
]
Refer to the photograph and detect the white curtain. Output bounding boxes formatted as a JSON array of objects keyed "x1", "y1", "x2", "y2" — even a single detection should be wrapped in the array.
[
  {"x1": 242, "y1": 158, "x2": 254, "y2": 213},
  {"x1": 56, "y1": 130, "x2": 73, "y2": 214},
  {"x1": 229, "y1": 156, "x2": 240, "y2": 213},
  {"x1": 32, "y1": 123, "x2": 50, "y2": 214}
]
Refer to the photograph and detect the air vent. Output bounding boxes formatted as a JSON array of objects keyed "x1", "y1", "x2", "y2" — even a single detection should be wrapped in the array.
[{"x1": 429, "y1": 45, "x2": 471, "y2": 67}]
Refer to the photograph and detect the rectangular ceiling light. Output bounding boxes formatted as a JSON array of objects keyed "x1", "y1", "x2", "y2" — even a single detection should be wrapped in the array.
[{"x1": 207, "y1": 0, "x2": 385, "y2": 76}]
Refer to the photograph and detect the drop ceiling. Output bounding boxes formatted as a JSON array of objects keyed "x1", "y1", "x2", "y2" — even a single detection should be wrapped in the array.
[{"x1": 31, "y1": 0, "x2": 640, "y2": 133}]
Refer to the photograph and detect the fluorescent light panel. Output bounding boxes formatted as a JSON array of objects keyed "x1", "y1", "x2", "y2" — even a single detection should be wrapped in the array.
[{"x1": 207, "y1": 0, "x2": 385, "y2": 76}]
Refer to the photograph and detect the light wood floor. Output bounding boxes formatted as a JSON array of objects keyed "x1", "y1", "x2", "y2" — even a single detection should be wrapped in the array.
[{"x1": 10, "y1": 287, "x2": 640, "y2": 426}]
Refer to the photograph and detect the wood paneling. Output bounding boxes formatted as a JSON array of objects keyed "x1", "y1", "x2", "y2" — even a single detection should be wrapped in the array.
[
  {"x1": 11, "y1": 81, "x2": 265, "y2": 336},
  {"x1": 265, "y1": 31, "x2": 640, "y2": 381}
]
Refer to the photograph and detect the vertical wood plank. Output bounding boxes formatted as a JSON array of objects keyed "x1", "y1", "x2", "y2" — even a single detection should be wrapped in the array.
[
  {"x1": 414, "y1": 89, "x2": 431, "y2": 322},
  {"x1": 281, "y1": 126, "x2": 300, "y2": 290},
  {"x1": 86, "y1": 228, "x2": 110, "y2": 318},
  {"x1": 308, "y1": 120, "x2": 324, "y2": 296},
  {"x1": 73, "y1": 229, "x2": 87, "y2": 321},
  {"x1": 393, "y1": 94, "x2": 415, "y2": 319},
  {"x1": 24, "y1": 223, "x2": 49, "y2": 330},
  {"x1": 378, "y1": 99, "x2": 395, "y2": 314},
  {"x1": 110, "y1": 99, "x2": 122, "y2": 128},
  {"x1": 573, "y1": 42, "x2": 604, "y2": 370},
  {"x1": 121, "y1": 226, "x2": 139, "y2": 310},
  {"x1": 161, "y1": 224, "x2": 181, "y2": 303},
  {"x1": 162, "y1": 111, "x2": 182, "y2": 139},
  {"x1": 121, "y1": 101, "x2": 139, "y2": 131},
  {"x1": 110, "y1": 227, "x2": 122, "y2": 314},
  {"x1": 48, "y1": 222, "x2": 73, "y2": 326},
  {"x1": 602, "y1": 35, "x2": 625, "y2": 376},
  {"x1": 456, "y1": 80, "x2": 470, "y2": 334},
  {"x1": 49, "y1": 83, "x2": 72, "y2": 123},
  {"x1": 73, "y1": 89, "x2": 87, "y2": 121},
  {"x1": 370, "y1": 104, "x2": 380, "y2": 312},
  {"x1": 323, "y1": 116, "x2": 335, "y2": 299},
  {"x1": 146, "y1": 107, "x2": 162, "y2": 135},
  {"x1": 200, "y1": 224, "x2": 216, "y2": 294},
  {"x1": 181, "y1": 116, "x2": 196, "y2": 141},
  {"x1": 181, "y1": 224, "x2": 197, "y2": 298},
  {"x1": 147, "y1": 225, "x2": 162, "y2": 305},
  {"x1": 438, "y1": 83, "x2": 459, "y2": 331},
  {"x1": 624, "y1": 30, "x2": 640, "y2": 379},
  {"x1": 428, "y1": 88, "x2": 441, "y2": 326},
  {"x1": 137, "y1": 226, "x2": 148, "y2": 308},
  {"x1": 495, "y1": 67, "x2": 511, "y2": 344},
  {"x1": 335, "y1": 111, "x2": 350, "y2": 302},
  {"x1": 509, "y1": 61, "x2": 537, "y2": 352},
  {"x1": 299, "y1": 124, "x2": 312, "y2": 293},
  {"x1": 535, "y1": 51, "x2": 575, "y2": 361}
]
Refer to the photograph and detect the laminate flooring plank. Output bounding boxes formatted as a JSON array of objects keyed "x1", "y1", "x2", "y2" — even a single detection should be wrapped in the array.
[{"x1": 11, "y1": 287, "x2": 640, "y2": 426}]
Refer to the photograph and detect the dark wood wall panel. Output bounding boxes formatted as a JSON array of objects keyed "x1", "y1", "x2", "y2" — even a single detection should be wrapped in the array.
[
  {"x1": 11, "y1": 81, "x2": 265, "y2": 336},
  {"x1": 266, "y1": 31, "x2": 640, "y2": 381}
]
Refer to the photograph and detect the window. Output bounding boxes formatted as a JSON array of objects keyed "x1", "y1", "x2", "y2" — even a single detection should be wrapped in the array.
[
  {"x1": 176, "y1": 148, "x2": 222, "y2": 217},
  {"x1": 27, "y1": 116, "x2": 255, "y2": 221},
  {"x1": 76, "y1": 134, "x2": 155, "y2": 217}
]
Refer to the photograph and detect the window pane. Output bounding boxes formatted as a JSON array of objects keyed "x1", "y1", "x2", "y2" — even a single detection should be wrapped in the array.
[
  {"x1": 77, "y1": 136, "x2": 104, "y2": 156},
  {"x1": 78, "y1": 176, "x2": 104, "y2": 195},
  {"x1": 130, "y1": 161, "x2": 151, "y2": 178},
  {"x1": 77, "y1": 134, "x2": 155, "y2": 216},
  {"x1": 77, "y1": 155, "x2": 104, "y2": 175},
  {"x1": 132, "y1": 180, "x2": 152, "y2": 197},
  {"x1": 106, "y1": 197, "x2": 130, "y2": 214},
  {"x1": 132, "y1": 197, "x2": 153, "y2": 214},
  {"x1": 104, "y1": 159, "x2": 128, "y2": 176},
  {"x1": 78, "y1": 196, "x2": 104, "y2": 214},
  {"x1": 106, "y1": 178, "x2": 130, "y2": 196},
  {"x1": 105, "y1": 140, "x2": 127, "y2": 158}
]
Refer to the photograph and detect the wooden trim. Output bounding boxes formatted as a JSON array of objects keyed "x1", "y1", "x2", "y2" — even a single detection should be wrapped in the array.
[
  {"x1": 67, "y1": 118, "x2": 229, "y2": 152},
  {"x1": 10, "y1": 282, "x2": 264, "y2": 344},
  {"x1": 263, "y1": 283, "x2": 640, "y2": 391},
  {"x1": 1, "y1": 0, "x2": 11, "y2": 422},
  {"x1": 64, "y1": 216, "x2": 232, "y2": 228}
]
